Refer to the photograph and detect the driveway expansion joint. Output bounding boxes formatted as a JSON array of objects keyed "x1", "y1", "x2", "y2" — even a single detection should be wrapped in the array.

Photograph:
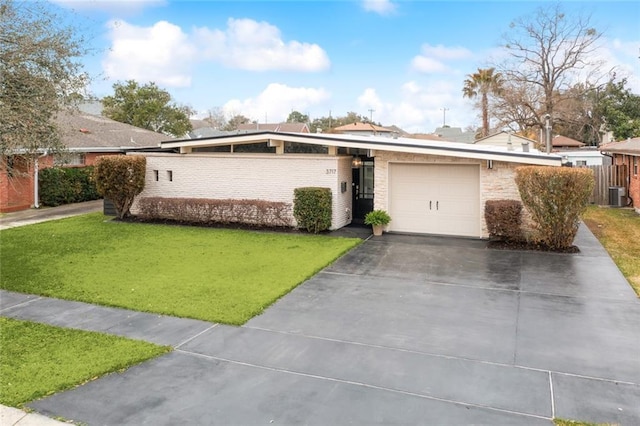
[{"x1": 175, "y1": 349, "x2": 554, "y2": 422}]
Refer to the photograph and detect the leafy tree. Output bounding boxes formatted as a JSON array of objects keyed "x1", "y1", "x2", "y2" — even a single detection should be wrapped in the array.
[
  {"x1": 0, "y1": 0, "x2": 89, "y2": 162},
  {"x1": 462, "y1": 68, "x2": 503, "y2": 138},
  {"x1": 93, "y1": 155, "x2": 146, "y2": 219},
  {"x1": 223, "y1": 114, "x2": 252, "y2": 131},
  {"x1": 286, "y1": 111, "x2": 309, "y2": 123},
  {"x1": 597, "y1": 78, "x2": 640, "y2": 141},
  {"x1": 309, "y1": 111, "x2": 368, "y2": 133},
  {"x1": 496, "y1": 4, "x2": 603, "y2": 136},
  {"x1": 102, "y1": 80, "x2": 193, "y2": 137}
]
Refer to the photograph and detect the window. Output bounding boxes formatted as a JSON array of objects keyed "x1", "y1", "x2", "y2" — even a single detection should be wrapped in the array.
[
  {"x1": 634, "y1": 156, "x2": 638, "y2": 176},
  {"x1": 167, "y1": 170, "x2": 173, "y2": 182},
  {"x1": 54, "y1": 153, "x2": 85, "y2": 166},
  {"x1": 576, "y1": 160, "x2": 587, "y2": 167},
  {"x1": 153, "y1": 170, "x2": 159, "y2": 181}
]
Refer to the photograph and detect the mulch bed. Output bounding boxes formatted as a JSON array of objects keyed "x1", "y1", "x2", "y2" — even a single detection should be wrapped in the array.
[{"x1": 487, "y1": 239, "x2": 580, "y2": 253}]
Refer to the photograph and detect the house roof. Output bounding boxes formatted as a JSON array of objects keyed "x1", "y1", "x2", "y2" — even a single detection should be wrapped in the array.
[
  {"x1": 474, "y1": 131, "x2": 537, "y2": 145},
  {"x1": 599, "y1": 137, "x2": 640, "y2": 155},
  {"x1": 236, "y1": 122, "x2": 309, "y2": 133},
  {"x1": 56, "y1": 111, "x2": 170, "y2": 152},
  {"x1": 552, "y1": 135, "x2": 585, "y2": 148},
  {"x1": 407, "y1": 133, "x2": 450, "y2": 142},
  {"x1": 160, "y1": 131, "x2": 561, "y2": 166},
  {"x1": 333, "y1": 122, "x2": 393, "y2": 133}
]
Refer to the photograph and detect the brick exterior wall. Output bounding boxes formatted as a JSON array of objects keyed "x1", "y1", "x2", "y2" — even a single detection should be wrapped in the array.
[
  {"x1": 1, "y1": 156, "x2": 34, "y2": 212},
  {"x1": 131, "y1": 153, "x2": 353, "y2": 230},
  {"x1": 613, "y1": 154, "x2": 640, "y2": 213},
  {"x1": 373, "y1": 151, "x2": 531, "y2": 238}
]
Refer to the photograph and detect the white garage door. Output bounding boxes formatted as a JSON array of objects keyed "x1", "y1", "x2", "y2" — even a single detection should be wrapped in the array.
[{"x1": 389, "y1": 163, "x2": 480, "y2": 237}]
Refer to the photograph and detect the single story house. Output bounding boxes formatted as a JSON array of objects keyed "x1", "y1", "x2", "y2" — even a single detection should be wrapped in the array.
[
  {"x1": 130, "y1": 131, "x2": 561, "y2": 238},
  {"x1": 552, "y1": 135, "x2": 585, "y2": 150},
  {"x1": 0, "y1": 112, "x2": 168, "y2": 212},
  {"x1": 474, "y1": 131, "x2": 539, "y2": 152},
  {"x1": 600, "y1": 138, "x2": 640, "y2": 213},
  {"x1": 559, "y1": 149, "x2": 609, "y2": 167},
  {"x1": 333, "y1": 122, "x2": 394, "y2": 136}
]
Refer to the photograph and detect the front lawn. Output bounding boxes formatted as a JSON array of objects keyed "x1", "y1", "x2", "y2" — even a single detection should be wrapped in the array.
[
  {"x1": 582, "y1": 206, "x2": 640, "y2": 295},
  {"x1": 0, "y1": 213, "x2": 360, "y2": 324},
  {"x1": 0, "y1": 317, "x2": 169, "y2": 407}
]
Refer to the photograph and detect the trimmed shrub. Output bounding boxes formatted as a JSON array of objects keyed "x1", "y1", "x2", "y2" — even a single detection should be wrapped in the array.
[
  {"x1": 515, "y1": 166, "x2": 594, "y2": 250},
  {"x1": 484, "y1": 200, "x2": 523, "y2": 241},
  {"x1": 93, "y1": 155, "x2": 146, "y2": 219},
  {"x1": 39, "y1": 166, "x2": 100, "y2": 207},
  {"x1": 137, "y1": 197, "x2": 293, "y2": 228},
  {"x1": 293, "y1": 187, "x2": 332, "y2": 233}
]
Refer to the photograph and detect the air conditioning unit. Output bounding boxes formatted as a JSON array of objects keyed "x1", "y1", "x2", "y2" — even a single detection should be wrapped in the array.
[{"x1": 608, "y1": 186, "x2": 626, "y2": 207}]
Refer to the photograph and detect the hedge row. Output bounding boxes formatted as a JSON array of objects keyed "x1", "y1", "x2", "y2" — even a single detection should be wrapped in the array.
[
  {"x1": 137, "y1": 197, "x2": 293, "y2": 228},
  {"x1": 38, "y1": 167, "x2": 100, "y2": 207}
]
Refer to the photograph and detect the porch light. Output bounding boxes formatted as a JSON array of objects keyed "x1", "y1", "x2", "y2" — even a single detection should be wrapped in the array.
[{"x1": 352, "y1": 157, "x2": 363, "y2": 168}]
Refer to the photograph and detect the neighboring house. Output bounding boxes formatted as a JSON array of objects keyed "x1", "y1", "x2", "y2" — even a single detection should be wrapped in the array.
[
  {"x1": 407, "y1": 133, "x2": 451, "y2": 142},
  {"x1": 558, "y1": 149, "x2": 609, "y2": 167},
  {"x1": 474, "y1": 131, "x2": 539, "y2": 152},
  {"x1": 333, "y1": 122, "x2": 394, "y2": 136},
  {"x1": 552, "y1": 135, "x2": 585, "y2": 150},
  {"x1": 0, "y1": 111, "x2": 169, "y2": 212},
  {"x1": 600, "y1": 137, "x2": 640, "y2": 213},
  {"x1": 433, "y1": 126, "x2": 476, "y2": 143},
  {"x1": 129, "y1": 131, "x2": 561, "y2": 238},
  {"x1": 237, "y1": 122, "x2": 310, "y2": 133}
]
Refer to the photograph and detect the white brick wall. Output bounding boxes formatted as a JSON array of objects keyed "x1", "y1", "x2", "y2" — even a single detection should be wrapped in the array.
[{"x1": 131, "y1": 153, "x2": 352, "y2": 230}]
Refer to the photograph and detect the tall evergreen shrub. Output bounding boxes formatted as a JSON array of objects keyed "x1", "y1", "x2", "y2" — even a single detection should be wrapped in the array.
[{"x1": 293, "y1": 187, "x2": 332, "y2": 233}]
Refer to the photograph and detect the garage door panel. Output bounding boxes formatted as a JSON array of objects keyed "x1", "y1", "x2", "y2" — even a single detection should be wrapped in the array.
[{"x1": 389, "y1": 164, "x2": 480, "y2": 237}]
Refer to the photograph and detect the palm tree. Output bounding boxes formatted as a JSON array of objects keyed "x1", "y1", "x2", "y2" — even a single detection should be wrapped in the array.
[{"x1": 463, "y1": 68, "x2": 503, "y2": 138}]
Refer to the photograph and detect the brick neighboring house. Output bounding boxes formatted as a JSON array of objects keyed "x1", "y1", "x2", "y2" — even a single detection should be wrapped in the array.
[
  {"x1": 0, "y1": 111, "x2": 169, "y2": 212},
  {"x1": 600, "y1": 137, "x2": 640, "y2": 213}
]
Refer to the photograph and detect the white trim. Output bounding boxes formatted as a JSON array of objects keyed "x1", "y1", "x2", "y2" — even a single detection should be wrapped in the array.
[{"x1": 160, "y1": 132, "x2": 561, "y2": 166}]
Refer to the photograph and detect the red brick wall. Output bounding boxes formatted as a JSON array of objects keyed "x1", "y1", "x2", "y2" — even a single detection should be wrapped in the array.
[
  {"x1": 1, "y1": 156, "x2": 34, "y2": 212},
  {"x1": 613, "y1": 154, "x2": 640, "y2": 211}
]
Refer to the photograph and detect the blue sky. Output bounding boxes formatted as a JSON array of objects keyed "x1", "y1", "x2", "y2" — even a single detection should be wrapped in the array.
[{"x1": 51, "y1": 0, "x2": 640, "y2": 133}]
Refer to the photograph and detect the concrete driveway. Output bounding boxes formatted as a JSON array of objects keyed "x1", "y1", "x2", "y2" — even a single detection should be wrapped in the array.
[{"x1": 26, "y1": 225, "x2": 640, "y2": 425}]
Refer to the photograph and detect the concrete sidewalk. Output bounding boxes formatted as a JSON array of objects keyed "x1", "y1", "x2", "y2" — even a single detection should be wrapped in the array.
[
  {"x1": 0, "y1": 200, "x2": 103, "y2": 230},
  {"x1": 0, "y1": 405, "x2": 66, "y2": 426}
]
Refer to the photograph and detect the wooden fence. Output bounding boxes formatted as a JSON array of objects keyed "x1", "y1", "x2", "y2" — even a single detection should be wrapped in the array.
[{"x1": 585, "y1": 165, "x2": 628, "y2": 205}]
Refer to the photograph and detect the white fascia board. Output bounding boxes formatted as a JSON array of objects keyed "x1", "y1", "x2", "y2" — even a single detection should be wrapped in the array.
[{"x1": 161, "y1": 131, "x2": 561, "y2": 166}]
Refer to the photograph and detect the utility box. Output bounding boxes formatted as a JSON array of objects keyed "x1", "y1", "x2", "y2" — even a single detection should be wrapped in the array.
[
  {"x1": 103, "y1": 198, "x2": 117, "y2": 216},
  {"x1": 608, "y1": 186, "x2": 626, "y2": 207}
]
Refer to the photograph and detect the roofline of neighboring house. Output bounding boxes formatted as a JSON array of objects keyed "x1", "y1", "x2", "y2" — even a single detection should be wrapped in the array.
[
  {"x1": 160, "y1": 131, "x2": 562, "y2": 166},
  {"x1": 4, "y1": 146, "x2": 159, "y2": 156},
  {"x1": 474, "y1": 131, "x2": 538, "y2": 145}
]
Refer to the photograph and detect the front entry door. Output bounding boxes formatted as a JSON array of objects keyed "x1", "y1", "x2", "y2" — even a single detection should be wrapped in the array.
[{"x1": 352, "y1": 158, "x2": 374, "y2": 223}]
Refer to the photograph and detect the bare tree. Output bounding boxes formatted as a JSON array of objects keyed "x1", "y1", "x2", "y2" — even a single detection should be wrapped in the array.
[
  {"x1": 496, "y1": 3, "x2": 603, "y2": 134},
  {"x1": 203, "y1": 107, "x2": 228, "y2": 129}
]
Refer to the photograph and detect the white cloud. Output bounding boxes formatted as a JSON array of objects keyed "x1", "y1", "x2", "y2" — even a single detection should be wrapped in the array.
[
  {"x1": 51, "y1": 0, "x2": 166, "y2": 15},
  {"x1": 223, "y1": 83, "x2": 331, "y2": 122},
  {"x1": 362, "y1": 0, "x2": 397, "y2": 16},
  {"x1": 194, "y1": 18, "x2": 330, "y2": 72},
  {"x1": 411, "y1": 43, "x2": 473, "y2": 73},
  {"x1": 353, "y1": 81, "x2": 476, "y2": 133},
  {"x1": 103, "y1": 20, "x2": 196, "y2": 87}
]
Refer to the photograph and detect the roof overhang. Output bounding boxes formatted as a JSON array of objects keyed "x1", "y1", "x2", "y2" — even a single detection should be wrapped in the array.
[{"x1": 161, "y1": 131, "x2": 562, "y2": 166}]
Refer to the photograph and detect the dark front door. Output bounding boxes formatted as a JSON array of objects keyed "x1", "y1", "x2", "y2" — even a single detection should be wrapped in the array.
[{"x1": 352, "y1": 158, "x2": 374, "y2": 223}]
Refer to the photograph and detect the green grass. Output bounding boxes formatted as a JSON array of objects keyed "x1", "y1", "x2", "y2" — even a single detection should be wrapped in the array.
[
  {"x1": 0, "y1": 213, "x2": 361, "y2": 324},
  {"x1": 0, "y1": 317, "x2": 170, "y2": 407},
  {"x1": 582, "y1": 206, "x2": 640, "y2": 296}
]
